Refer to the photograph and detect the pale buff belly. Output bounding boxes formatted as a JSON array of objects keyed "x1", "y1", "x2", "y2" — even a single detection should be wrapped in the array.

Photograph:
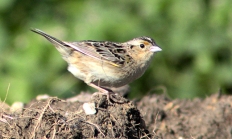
[{"x1": 67, "y1": 60, "x2": 148, "y2": 88}]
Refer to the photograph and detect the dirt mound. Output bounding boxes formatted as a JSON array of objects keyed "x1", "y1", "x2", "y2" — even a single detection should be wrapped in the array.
[
  {"x1": 0, "y1": 93, "x2": 231, "y2": 138},
  {"x1": 137, "y1": 93, "x2": 232, "y2": 138},
  {"x1": 0, "y1": 94, "x2": 148, "y2": 138}
]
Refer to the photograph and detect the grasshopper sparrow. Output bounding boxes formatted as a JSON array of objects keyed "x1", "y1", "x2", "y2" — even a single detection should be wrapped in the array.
[{"x1": 31, "y1": 29, "x2": 162, "y2": 99}]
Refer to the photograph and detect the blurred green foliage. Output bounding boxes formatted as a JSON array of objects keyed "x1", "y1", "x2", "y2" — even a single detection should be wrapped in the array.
[{"x1": 0, "y1": 0, "x2": 232, "y2": 104}]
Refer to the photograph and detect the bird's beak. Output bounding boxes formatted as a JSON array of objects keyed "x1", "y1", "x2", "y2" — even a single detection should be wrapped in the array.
[{"x1": 150, "y1": 46, "x2": 162, "y2": 52}]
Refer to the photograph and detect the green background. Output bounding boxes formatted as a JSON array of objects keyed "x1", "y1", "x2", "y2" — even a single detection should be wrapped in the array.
[{"x1": 0, "y1": 0, "x2": 231, "y2": 104}]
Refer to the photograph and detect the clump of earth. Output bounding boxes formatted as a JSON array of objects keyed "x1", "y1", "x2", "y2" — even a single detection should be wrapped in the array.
[{"x1": 0, "y1": 92, "x2": 231, "y2": 138}]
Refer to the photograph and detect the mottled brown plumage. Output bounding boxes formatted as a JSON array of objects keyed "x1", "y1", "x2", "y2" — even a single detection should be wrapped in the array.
[{"x1": 31, "y1": 28, "x2": 162, "y2": 95}]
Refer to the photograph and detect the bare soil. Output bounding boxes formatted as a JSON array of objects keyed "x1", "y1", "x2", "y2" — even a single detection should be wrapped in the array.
[{"x1": 0, "y1": 93, "x2": 231, "y2": 139}]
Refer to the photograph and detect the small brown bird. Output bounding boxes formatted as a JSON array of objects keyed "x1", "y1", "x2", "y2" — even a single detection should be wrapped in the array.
[{"x1": 31, "y1": 29, "x2": 161, "y2": 98}]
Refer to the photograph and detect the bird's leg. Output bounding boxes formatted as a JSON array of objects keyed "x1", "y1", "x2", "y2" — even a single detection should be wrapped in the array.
[
  {"x1": 88, "y1": 83, "x2": 112, "y2": 103},
  {"x1": 88, "y1": 83, "x2": 109, "y2": 94},
  {"x1": 88, "y1": 83, "x2": 128, "y2": 104}
]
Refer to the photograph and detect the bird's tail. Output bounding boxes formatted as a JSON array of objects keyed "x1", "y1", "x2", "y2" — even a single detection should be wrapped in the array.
[{"x1": 31, "y1": 28, "x2": 72, "y2": 59}]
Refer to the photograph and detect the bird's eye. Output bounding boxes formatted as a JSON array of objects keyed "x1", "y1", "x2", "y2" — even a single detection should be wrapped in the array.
[{"x1": 140, "y1": 44, "x2": 145, "y2": 48}]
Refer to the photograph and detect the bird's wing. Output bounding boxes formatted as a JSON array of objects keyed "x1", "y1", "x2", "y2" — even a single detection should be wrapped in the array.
[
  {"x1": 31, "y1": 28, "x2": 128, "y2": 67},
  {"x1": 66, "y1": 41, "x2": 129, "y2": 67}
]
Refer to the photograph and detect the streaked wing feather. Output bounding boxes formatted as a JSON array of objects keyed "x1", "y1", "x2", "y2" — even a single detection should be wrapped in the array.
[
  {"x1": 64, "y1": 41, "x2": 124, "y2": 67},
  {"x1": 31, "y1": 29, "x2": 126, "y2": 67},
  {"x1": 64, "y1": 41, "x2": 102, "y2": 60}
]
